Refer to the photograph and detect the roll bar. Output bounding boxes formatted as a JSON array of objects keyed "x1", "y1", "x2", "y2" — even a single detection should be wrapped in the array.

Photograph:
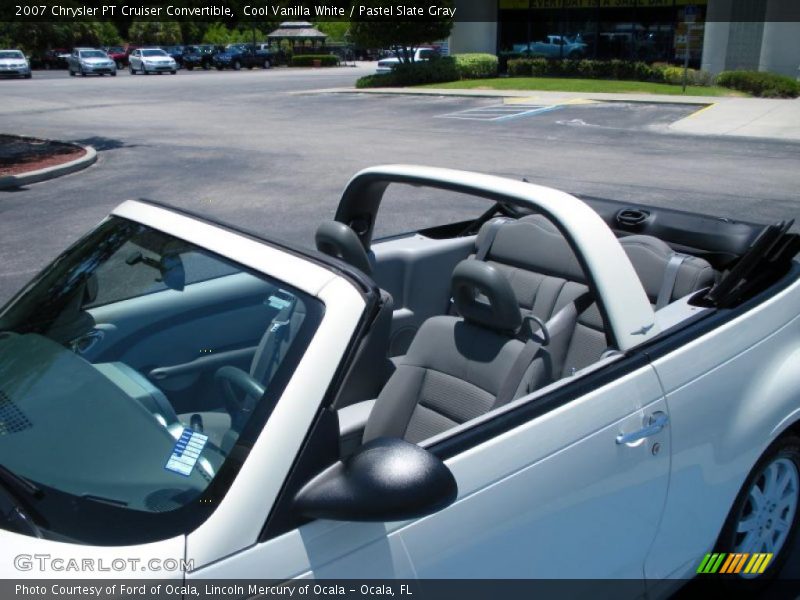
[{"x1": 335, "y1": 165, "x2": 658, "y2": 351}]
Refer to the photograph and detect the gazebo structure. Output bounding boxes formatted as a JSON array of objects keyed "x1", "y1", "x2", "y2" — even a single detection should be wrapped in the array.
[{"x1": 267, "y1": 22, "x2": 328, "y2": 53}]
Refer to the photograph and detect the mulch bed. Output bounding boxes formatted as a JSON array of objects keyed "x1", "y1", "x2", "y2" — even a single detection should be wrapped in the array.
[{"x1": 0, "y1": 134, "x2": 86, "y2": 177}]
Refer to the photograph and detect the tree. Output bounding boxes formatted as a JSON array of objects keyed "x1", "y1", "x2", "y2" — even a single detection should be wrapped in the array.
[
  {"x1": 316, "y1": 21, "x2": 349, "y2": 43},
  {"x1": 349, "y1": 0, "x2": 453, "y2": 63},
  {"x1": 128, "y1": 21, "x2": 182, "y2": 45}
]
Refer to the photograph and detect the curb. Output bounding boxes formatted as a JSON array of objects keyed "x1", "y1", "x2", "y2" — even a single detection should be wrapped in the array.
[
  {"x1": 304, "y1": 87, "x2": 717, "y2": 106},
  {"x1": 0, "y1": 142, "x2": 97, "y2": 190}
]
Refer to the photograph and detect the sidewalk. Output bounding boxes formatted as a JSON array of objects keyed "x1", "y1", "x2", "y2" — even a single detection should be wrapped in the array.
[{"x1": 314, "y1": 87, "x2": 800, "y2": 142}]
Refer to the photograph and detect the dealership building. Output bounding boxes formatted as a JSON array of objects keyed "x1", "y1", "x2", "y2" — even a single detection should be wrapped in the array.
[{"x1": 449, "y1": 0, "x2": 800, "y2": 77}]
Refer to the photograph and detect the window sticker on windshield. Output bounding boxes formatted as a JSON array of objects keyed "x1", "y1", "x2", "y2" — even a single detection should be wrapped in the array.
[
  {"x1": 267, "y1": 294, "x2": 292, "y2": 310},
  {"x1": 165, "y1": 428, "x2": 208, "y2": 477}
]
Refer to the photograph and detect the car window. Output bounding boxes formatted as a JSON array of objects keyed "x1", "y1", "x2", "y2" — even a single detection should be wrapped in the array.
[{"x1": 0, "y1": 217, "x2": 323, "y2": 545}]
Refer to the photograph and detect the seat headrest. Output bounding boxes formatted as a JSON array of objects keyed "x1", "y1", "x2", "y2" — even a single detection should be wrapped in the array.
[
  {"x1": 451, "y1": 260, "x2": 522, "y2": 334},
  {"x1": 315, "y1": 221, "x2": 372, "y2": 275},
  {"x1": 476, "y1": 214, "x2": 587, "y2": 284}
]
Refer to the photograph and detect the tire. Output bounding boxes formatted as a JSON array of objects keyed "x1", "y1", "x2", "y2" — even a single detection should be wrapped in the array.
[
  {"x1": 203, "y1": 62, "x2": 210, "y2": 70},
  {"x1": 69, "y1": 69, "x2": 75, "y2": 77},
  {"x1": 233, "y1": 60, "x2": 241, "y2": 71},
  {"x1": 216, "y1": 66, "x2": 223, "y2": 71},
  {"x1": 186, "y1": 64, "x2": 194, "y2": 71},
  {"x1": 142, "y1": 65, "x2": 147, "y2": 75},
  {"x1": 170, "y1": 70, "x2": 176, "y2": 75},
  {"x1": 263, "y1": 59, "x2": 271, "y2": 69},
  {"x1": 24, "y1": 73, "x2": 32, "y2": 79},
  {"x1": 111, "y1": 70, "x2": 116, "y2": 77},
  {"x1": 116, "y1": 61, "x2": 123, "y2": 70},
  {"x1": 711, "y1": 436, "x2": 800, "y2": 591},
  {"x1": 80, "y1": 70, "x2": 87, "y2": 77},
  {"x1": 129, "y1": 64, "x2": 135, "y2": 75}
]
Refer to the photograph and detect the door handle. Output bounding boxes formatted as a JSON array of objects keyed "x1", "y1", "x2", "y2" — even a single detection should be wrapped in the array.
[{"x1": 616, "y1": 412, "x2": 669, "y2": 445}]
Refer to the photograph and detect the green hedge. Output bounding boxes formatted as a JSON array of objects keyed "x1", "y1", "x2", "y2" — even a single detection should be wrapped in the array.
[
  {"x1": 357, "y1": 56, "x2": 459, "y2": 88},
  {"x1": 716, "y1": 70, "x2": 799, "y2": 98},
  {"x1": 453, "y1": 53, "x2": 499, "y2": 79},
  {"x1": 506, "y1": 57, "x2": 716, "y2": 86},
  {"x1": 291, "y1": 54, "x2": 339, "y2": 67}
]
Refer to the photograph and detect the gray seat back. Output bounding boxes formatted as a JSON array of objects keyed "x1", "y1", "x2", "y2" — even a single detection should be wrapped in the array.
[
  {"x1": 363, "y1": 260, "x2": 550, "y2": 444},
  {"x1": 619, "y1": 235, "x2": 716, "y2": 307}
]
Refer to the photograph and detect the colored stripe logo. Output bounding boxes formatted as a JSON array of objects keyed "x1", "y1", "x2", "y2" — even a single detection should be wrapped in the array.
[{"x1": 697, "y1": 553, "x2": 773, "y2": 575}]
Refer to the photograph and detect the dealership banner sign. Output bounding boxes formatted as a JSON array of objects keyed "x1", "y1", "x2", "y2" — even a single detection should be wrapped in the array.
[{"x1": 3, "y1": 0, "x2": 800, "y2": 22}]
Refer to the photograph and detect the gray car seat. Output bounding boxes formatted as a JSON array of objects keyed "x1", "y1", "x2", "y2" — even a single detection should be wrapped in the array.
[
  {"x1": 470, "y1": 215, "x2": 716, "y2": 377},
  {"x1": 619, "y1": 234, "x2": 716, "y2": 309},
  {"x1": 363, "y1": 260, "x2": 552, "y2": 444},
  {"x1": 315, "y1": 221, "x2": 395, "y2": 408}
]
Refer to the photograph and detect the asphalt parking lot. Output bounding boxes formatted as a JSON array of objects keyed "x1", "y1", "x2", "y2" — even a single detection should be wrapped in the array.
[
  {"x1": 2, "y1": 64, "x2": 800, "y2": 591},
  {"x1": 1, "y1": 65, "x2": 799, "y2": 308}
]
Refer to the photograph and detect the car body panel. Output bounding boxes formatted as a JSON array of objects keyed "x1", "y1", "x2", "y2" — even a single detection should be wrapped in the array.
[{"x1": 645, "y1": 270, "x2": 800, "y2": 580}]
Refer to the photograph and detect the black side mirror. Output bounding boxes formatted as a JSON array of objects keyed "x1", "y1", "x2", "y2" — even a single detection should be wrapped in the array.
[{"x1": 293, "y1": 437, "x2": 457, "y2": 522}]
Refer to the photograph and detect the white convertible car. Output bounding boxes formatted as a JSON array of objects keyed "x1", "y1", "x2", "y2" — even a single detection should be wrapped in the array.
[{"x1": 1, "y1": 166, "x2": 799, "y2": 597}]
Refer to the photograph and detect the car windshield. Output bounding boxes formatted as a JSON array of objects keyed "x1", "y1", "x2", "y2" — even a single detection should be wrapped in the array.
[
  {"x1": 0, "y1": 216, "x2": 322, "y2": 544},
  {"x1": 106, "y1": 47, "x2": 124, "y2": 53},
  {"x1": 80, "y1": 50, "x2": 106, "y2": 58},
  {"x1": 142, "y1": 49, "x2": 168, "y2": 57},
  {"x1": 0, "y1": 51, "x2": 24, "y2": 59}
]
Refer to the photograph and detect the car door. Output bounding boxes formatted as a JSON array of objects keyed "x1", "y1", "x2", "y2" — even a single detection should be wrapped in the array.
[{"x1": 187, "y1": 359, "x2": 670, "y2": 590}]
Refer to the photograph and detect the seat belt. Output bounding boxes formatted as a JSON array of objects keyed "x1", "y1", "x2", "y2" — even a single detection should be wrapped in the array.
[
  {"x1": 494, "y1": 291, "x2": 593, "y2": 408},
  {"x1": 656, "y1": 253, "x2": 688, "y2": 310}
]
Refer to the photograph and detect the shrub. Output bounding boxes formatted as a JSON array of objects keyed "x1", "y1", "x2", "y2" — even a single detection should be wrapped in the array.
[
  {"x1": 356, "y1": 56, "x2": 459, "y2": 88},
  {"x1": 716, "y1": 70, "x2": 799, "y2": 98},
  {"x1": 507, "y1": 57, "x2": 548, "y2": 77},
  {"x1": 291, "y1": 54, "x2": 339, "y2": 67},
  {"x1": 504, "y1": 57, "x2": 714, "y2": 86},
  {"x1": 453, "y1": 53, "x2": 498, "y2": 79}
]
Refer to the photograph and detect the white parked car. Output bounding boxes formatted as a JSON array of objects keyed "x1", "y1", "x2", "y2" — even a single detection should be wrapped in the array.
[
  {"x1": 1, "y1": 166, "x2": 799, "y2": 596},
  {"x1": 67, "y1": 48, "x2": 116, "y2": 77},
  {"x1": 0, "y1": 49, "x2": 31, "y2": 79},
  {"x1": 514, "y1": 35, "x2": 588, "y2": 58},
  {"x1": 376, "y1": 47, "x2": 439, "y2": 73},
  {"x1": 129, "y1": 48, "x2": 177, "y2": 75}
]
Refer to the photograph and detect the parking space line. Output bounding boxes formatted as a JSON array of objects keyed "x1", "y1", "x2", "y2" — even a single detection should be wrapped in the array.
[{"x1": 438, "y1": 103, "x2": 566, "y2": 122}]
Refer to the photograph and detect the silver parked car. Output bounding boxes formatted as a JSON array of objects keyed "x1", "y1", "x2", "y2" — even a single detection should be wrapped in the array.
[
  {"x1": 0, "y1": 49, "x2": 32, "y2": 79},
  {"x1": 67, "y1": 48, "x2": 116, "y2": 77},
  {"x1": 128, "y1": 48, "x2": 177, "y2": 75}
]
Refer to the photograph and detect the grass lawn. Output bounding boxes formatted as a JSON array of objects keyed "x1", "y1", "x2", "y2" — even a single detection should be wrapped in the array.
[{"x1": 420, "y1": 77, "x2": 745, "y2": 97}]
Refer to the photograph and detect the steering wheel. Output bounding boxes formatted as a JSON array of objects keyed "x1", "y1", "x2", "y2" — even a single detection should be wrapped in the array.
[{"x1": 214, "y1": 366, "x2": 265, "y2": 430}]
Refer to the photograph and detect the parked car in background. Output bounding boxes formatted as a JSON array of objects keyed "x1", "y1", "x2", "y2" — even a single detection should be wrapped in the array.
[
  {"x1": 160, "y1": 46, "x2": 185, "y2": 68},
  {"x1": 182, "y1": 45, "x2": 217, "y2": 70},
  {"x1": 32, "y1": 48, "x2": 69, "y2": 70},
  {"x1": 213, "y1": 44, "x2": 272, "y2": 70},
  {"x1": 513, "y1": 35, "x2": 587, "y2": 58},
  {"x1": 0, "y1": 49, "x2": 32, "y2": 78},
  {"x1": 102, "y1": 46, "x2": 128, "y2": 70},
  {"x1": 67, "y1": 48, "x2": 116, "y2": 77},
  {"x1": 128, "y1": 48, "x2": 177, "y2": 75},
  {"x1": 375, "y1": 47, "x2": 439, "y2": 73}
]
